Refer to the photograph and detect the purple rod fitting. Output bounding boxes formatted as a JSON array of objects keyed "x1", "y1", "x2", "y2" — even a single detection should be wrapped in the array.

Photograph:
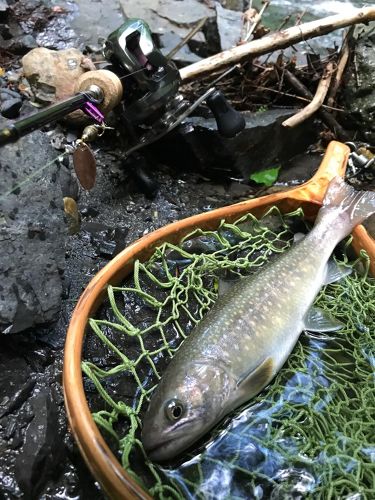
[{"x1": 82, "y1": 102, "x2": 105, "y2": 124}]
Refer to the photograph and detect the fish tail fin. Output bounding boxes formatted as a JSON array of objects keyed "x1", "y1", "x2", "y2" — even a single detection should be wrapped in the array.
[{"x1": 316, "y1": 176, "x2": 375, "y2": 236}]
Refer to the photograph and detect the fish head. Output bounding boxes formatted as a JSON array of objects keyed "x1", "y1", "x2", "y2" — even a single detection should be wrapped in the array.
[{"x1": 142, "y1": 360, "x2": 234, "y2": 462}]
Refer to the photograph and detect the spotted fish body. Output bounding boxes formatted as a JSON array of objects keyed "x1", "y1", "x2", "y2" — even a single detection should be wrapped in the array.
[{"x1": 142, "y1": 177, "x2": 375, "y2": 462}]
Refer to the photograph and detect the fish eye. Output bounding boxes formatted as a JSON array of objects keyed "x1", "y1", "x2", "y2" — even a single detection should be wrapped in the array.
[{"x1": 165, "y1": 399, "x2": 185, "y2": 421}]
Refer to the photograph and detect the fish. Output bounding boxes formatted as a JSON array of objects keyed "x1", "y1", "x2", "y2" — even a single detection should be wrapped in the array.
[{"x1": 141, "y1": 177, "x2": 375, "y2": 462}]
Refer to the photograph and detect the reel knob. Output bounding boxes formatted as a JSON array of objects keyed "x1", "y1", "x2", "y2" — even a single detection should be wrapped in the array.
[
  {"x1": 206, "y1": 90, "x2": 245, "y2": 138},
  {"x1": 74, "y1": 69, "x2": 123, "y2": 115}
]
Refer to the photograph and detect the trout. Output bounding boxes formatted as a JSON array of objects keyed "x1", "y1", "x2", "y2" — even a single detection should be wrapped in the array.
[{"x1": 142, "y1": 177, "x2": 375, "y2": 462}]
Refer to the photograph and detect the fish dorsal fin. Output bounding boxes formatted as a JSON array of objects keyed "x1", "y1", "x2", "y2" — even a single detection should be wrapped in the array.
[
  {"x1": 237, "y1": 357, "x2": 274, "y2": 397},
  {"x1": 304, "y1": 306, "x2": 344, "y2": 332},
  {"x1": 323, "y1": 259, "x2": 352, "y2": 285}
]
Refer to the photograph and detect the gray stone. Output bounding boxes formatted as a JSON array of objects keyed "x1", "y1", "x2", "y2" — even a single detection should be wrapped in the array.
[
  {"x1": 159, "y1": 32, "x2": 202, "y2": 64},
  {"x1": 0, "y1": 97, "x2": 22, "y2": 118},
  {"x1": 157, "y1": 0, "x2": 213, "y2": 25},
  {"x1": 15, "y1": 387, "x2": 65, "y2": 497},
  {"x1": 118, "y1": 0, "x2": 208, "y2": 40},
  {"x1": 216, "y1": 2, "x2": 242, "y2": 50},
  {"x1": 19, "y1": 34, "x2": 38, "y2": 50},
  {"x1": 343, "y1": 27, "x2": 375, "y2": 144},
  {"x1": 72, "y1": 0, "x2": 124, "y2": 48},
  {"x1": 152, "y1": 108, "x2": 317, "y2": 179},
  {"x1": 0, "y1": 131, "x2": 67, "y2": 333},
  {"x1": 0, "y1": 0, "x2": 8, "y2": 13},
  {"x1": 0, "y1": 88, "x2": 20, "y2": 99},
  {"x1": 221, "y1": 0, "x2": 244, "y2": 10}
]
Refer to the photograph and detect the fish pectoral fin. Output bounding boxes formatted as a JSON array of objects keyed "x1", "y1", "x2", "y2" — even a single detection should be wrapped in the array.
[
  {"x1": 303, "y1": 306, "x2": 344, "y2": 333},
  {"x1": 323, "y1": 259, "x2": 352, "y2": 285},
  {"x1": 217, "y1": 276, "x2": 241, "y2": 296},
  {"x1": 237, "y1": 357, "x2": 274, "y2": 396},
  {"x1": 293, "y1": 232, "x2": 306, "y2": 244}
]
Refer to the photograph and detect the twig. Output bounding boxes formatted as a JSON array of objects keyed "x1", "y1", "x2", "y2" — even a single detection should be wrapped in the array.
[
  {"x1": 327, "y1": 27, "x2": 353, "y2": 107},
  {"x1": 295, "y1": 9, "x2": 307, "y2": 26},
  {"x1": 282, "y1": 62, "x2": 334, "y2": 127},
  {"x1": 180, "y1": 6, "x2": 375, "y2": 81},
  {"x1": 166, "y1": 17, "x2": 207, "y2": 60},
  {"x1": 242, "y1": 2, "x2": 270, "y2": 43},
  {"x1": 277, "y1": 14, "x2": 292, "y2": 31},
  {"x1": 263, "y1": 15, "x2": 292, "y2": 64},
  {"x1": 250, "y1": 83, "x2": 344, "y2": 112},
  {"x1": 353, "y1": 52, "x2": 361, "y2": 88},
  {"x1": 279, "y1": 66, "x2": 349, "y2": 140}
]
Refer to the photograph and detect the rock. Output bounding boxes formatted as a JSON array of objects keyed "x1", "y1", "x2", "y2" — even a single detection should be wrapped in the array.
[
  {"x1": 157, "y1": 0, "x2": 213, "y2": 25},
  {"x1": 22, "y1": 47, "x2": 93, "y2": 104},
  {"x1": 159, "y1": 32, "x2": 202, "y2": 65},
  {"x1": 150, "y1": 108, "x2": 317, "y2": 179},
  {"x1": 0, "y1": 0, "x2": 8, "y2": 12},
  {"x1": 15, "y1": 387, "x2": 65, "y2": 498},
  {"x1": 82, "y1": 222, "x2": 129, "y2": 258},
  {"x1": 220, "y1": 0, "x2": 244, "y2": 10},
  {"x1": 119, "y1": 0, "x2": 209, "y2": 40},
  {"x1": 0, "y1": 349, "x2": 33, "y2": 418},
  {"x1": 216, "y1": 2, "x2": 243, "y2": 50},
  {"x1": 0, "y1": 131, "x2": 67, "y2": 334},
  {"x1": 0, "y1": 378, "x2": 36, "y2": 418},
  {"x1": 343, "y1": 27, "x2": 375, "y2": 144},
  {"x1": 0, "y1": 97, "x2": 22, "y2": 118},
  {"x1": 0, "y1": 88, "x2": 20, "y2": 99},
  {"x1": 71, "y1": 0, "x2": 124, "y2": 49},
  {"x1": 18, "y1": 34, "x2": 38, "y2": 50}
]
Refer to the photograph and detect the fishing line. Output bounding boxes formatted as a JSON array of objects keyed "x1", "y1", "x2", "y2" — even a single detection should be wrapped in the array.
[
  {"x1": 0, "y1": 151, "x2": 70, "y2": 201},
  {"x1": 119, "y1": 68, "x2": 147, "y2": 81}
]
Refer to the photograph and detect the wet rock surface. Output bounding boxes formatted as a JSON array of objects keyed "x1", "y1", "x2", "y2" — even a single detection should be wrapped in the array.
[
  {"x1": 0, "y1": 132, "x2": 66, "y2": 334},
  {"x1": 153, "y1": 109, "x2": 317, "y2": 179},
  {"x1": 343, "y1": 27, "x2": 375, "y2": 144}
]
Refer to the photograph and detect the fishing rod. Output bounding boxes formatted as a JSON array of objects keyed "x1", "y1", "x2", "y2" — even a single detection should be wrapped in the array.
[{"x1": 0, "y1": 17, "x2": 245, "y2": 191}]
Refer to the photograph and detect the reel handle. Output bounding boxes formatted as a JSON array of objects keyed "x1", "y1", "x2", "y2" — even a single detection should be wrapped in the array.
[{"x1": 206, "y1": 89, "x2": 245, "y2": 138}]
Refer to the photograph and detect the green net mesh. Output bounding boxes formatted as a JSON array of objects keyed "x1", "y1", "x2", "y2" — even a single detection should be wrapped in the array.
[{"x1": 82, "y1": 207, "x2": 375, "y2": 499}]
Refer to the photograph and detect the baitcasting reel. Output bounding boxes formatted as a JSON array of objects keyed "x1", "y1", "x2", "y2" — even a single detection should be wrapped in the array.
[{"x1": 0, "y1": 17, "x2": 245, "y2": 190}]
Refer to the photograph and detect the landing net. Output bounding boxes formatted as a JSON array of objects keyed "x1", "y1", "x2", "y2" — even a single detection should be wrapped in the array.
[{"x1": 82, "y1": 207, "x2": 375, "y2": 499}]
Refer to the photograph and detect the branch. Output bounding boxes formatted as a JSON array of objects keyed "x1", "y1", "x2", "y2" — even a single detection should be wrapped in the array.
[
  {"x1": 326, "y1": 28, "x2": 353, "y2": 107},
  {"x1": 180, "y1": 6, "x2": 375, "y2": 81},
  {"x1": 282, "y1": 62, "x2": 334, "y2": 128},
  {"x1": 279, "y1": 66, "x2": 349, "y2": 140}
]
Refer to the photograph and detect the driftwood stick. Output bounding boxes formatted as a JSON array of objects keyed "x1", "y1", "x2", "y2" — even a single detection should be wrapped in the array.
[
  {"x1": 280, "y1": 67, "x2": 350, "y2": 140},
  {"x1": 282, "y1": 62, "x2": 334, "y2": 128},
  {"x1": 180, "y1": 6, "x2": 375, "y2": 81},
  {"x1": 327, "y1": 28, "x2": 352, "y2": 107}
]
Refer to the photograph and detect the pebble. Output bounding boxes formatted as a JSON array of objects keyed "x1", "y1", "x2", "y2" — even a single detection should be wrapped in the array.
[
  {"x1": 1, "y1": 88, "x2": 21, "y2": 99},
  {"x1": 19, "y1": 35, "x2": 38, "y2": 50},
  {"x1": 1, "y1": 97, "x2": 22, "y2": 118}
]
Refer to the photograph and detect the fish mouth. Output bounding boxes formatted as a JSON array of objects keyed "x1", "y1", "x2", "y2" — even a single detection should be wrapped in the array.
[
  {"x1": 142, "y1": 421, "x2": 200, "y2": 462},
  {"x1": 144, "y1": 436, "x2": 185, "y2": 463}
]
